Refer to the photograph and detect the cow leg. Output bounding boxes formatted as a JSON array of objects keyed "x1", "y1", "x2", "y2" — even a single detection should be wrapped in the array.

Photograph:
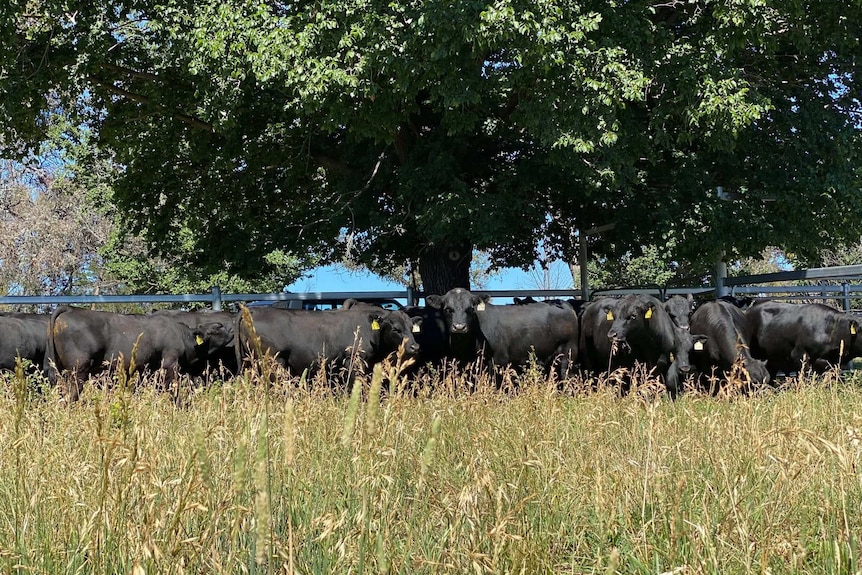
[
  {"x1": 64, "y1": 363, "x2": 89, "y2": 402},
  {"x1": 664, "y1": 364, "x2": 680, "y2": 400}
]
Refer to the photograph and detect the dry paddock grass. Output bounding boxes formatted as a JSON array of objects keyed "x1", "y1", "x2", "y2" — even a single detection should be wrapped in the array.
[{"x1": 2, "y1": 358, "x2": 862, "y2": 575}]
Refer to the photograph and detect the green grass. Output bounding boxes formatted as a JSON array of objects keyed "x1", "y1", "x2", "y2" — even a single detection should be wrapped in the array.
[{"x1": 2, "y1": 361, "x2": 862, "y2": 574}]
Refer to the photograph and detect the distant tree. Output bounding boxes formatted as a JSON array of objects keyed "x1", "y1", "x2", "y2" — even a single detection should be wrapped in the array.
[
  {"x1": 817, "y1": 239, "x2": 862, "y2": 269},
  {"x1": 2, "y1": 1, "x2": 860, "y2": 294},
  {"x1": 0, "y1": 158, "x2": 111, "y2": 296},
  {"x1": 587, "y1": 244, "x2": 680, "y2": 290},
  {"x1": 1, "y1": 115, "x2": 308, "y2": 298}
]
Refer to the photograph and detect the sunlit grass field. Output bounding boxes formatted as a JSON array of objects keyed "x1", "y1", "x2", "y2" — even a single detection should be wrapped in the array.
[{"x1": 2, "y1": 359, "x2": 861, "y2": 574}]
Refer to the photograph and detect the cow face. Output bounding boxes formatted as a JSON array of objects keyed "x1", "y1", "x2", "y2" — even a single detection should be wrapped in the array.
[
  {"x1": 664, "y1": 294, "x2": 695, "y2": 331},
  {"x1": 670, "y1": 329, "x2": 708, "y2": 374},
  {"x1": 371, "y1": 311, "x2": 421, "y2": 356},
  {"x1": 426, "y1": 288, "x2": 488, "y2": 334},
  {"x1": 607, "y1": 296, "x2": 656, "y2": 345}
]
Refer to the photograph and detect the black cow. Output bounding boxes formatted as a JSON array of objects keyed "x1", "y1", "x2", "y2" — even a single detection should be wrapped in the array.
[
  {"x1": 46, "y1": 306, "x2": 234, "y2": 401},
  {"x1": 689, "y1": 300, "x2": 770, "y2": 392},
  {"x1": 664, "y1": 294, "x2": 695, "y2": 330},
  {"x1": 579, "y1": 294, "x2": 707, "y2": 398},
  {"x1": 0, "y1": 313, "x2": 50, "y2": 373},
  {"x1": 235, "y1": 307, "x2": 420, "y2": 379},
  {"x1": 149, "y1": 309, "x2": 239, "y2": 377},
  {"x1": 425, "y1": 288, "x2": 579, "y2": 377},
  {"x1": 746, "y1": 301, "x2": 862, "y2": 378}
]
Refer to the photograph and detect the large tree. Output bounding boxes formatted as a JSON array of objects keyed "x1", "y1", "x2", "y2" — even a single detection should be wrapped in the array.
[{"x1": 2, "y1": 1, "x2": 860, "y2": 294}]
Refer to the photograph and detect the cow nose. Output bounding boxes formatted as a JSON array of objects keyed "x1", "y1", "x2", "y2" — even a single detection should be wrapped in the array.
[
  {"x1": 452, "y1": 323, "x2": 468, "y2": 333},
  {"x1": 679, "y1": 364, "x2": 691, "y2": 373},
  {"x1": 607, "y1": 331, "x2": 621, "y2": 341},
  {"x1": 408, "y1": 343, "x2": 420, "y2": 354}
]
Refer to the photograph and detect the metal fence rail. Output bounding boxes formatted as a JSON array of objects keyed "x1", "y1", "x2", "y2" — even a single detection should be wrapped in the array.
[{"x1": 2, "y1": 273, "x2": 862, "y2": 312}]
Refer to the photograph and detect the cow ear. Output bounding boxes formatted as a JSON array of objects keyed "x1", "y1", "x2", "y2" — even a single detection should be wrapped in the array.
[
  {"x1": 411, "y1": 317, "x2": 423, "y2": 333},
  {"x1": 693, "y1": 334, "x2": 708, "y2": 351},
  {"x1": 851, "y1": 320, "x2": 858, "y2": 335},
  {"x1": 644, "y1": 306, "x2": 654, "y2": 319},
  {"x1": 192, "y1": 328, "x2": 206, "y2": 346},
  {"x1": 368, "y1": 313, "x2": 382, "y2": 331},
  {"x1": 425, "y1": 295, "x2": 443, "y2": 309}
]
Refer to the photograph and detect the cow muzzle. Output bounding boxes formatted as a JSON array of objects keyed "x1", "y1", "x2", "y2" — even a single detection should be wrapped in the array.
[{"x1": 451, "y1": 323, "x2": 469, "y2": 333}]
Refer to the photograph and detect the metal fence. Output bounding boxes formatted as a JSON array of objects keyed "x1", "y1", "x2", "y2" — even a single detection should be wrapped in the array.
[{"x1": 2, "y1": 264, "x2": 862, "y2": 311}]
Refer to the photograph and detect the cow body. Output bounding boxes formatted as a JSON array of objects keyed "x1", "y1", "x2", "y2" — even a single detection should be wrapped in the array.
[
  {"x1": 0, "y1": 313, "x2": 50, "y2": 372},
  {"x1": 235, "y1": 307, "x2": 420, "y2": 378},
  {"x1": 425, "y1": 288, "x2": 579, "y2": 376},
  {"x1": 46, "y1": 306, "x2": 234, "y2": 401},
  {"x1": 689, "y1": 300, "x2": 770, "y2": 391},
  {"x1": 746, "y1": 301, "x2": 862, "y2": 377}
]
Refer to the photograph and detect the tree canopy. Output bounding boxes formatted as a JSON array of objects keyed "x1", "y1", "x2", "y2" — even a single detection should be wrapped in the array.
[{"x1": 2, "y1": 0, "x2": 860, "y2": 294}]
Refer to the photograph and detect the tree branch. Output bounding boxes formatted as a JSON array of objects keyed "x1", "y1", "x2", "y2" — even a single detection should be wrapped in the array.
[{"x1": 87, "y1": 76, "x2": 215, "y2": 133}]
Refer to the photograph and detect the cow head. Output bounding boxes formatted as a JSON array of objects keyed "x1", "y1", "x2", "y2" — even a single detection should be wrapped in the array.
[
  {"x1": 745, "y1": 358, "x2": 770, "y2": 386},
  {"x1": 426, "y1": 288, "x2": 489, "y2": 334},
  {"x1": 369, "y1": 311, "x2": 421, "y2": 356},
  {"x1": 607, "y1": 295, "x2": 660, "y2": 346},
  {"x1": 192, "y1": 321, "x2": 235, "y2": 357},
  {"x1": 670, "y1": 329, "x2": 708, "y2": 374},
  {"x1": 664, "y1": 294, "x2": 695, "y2": 331}
]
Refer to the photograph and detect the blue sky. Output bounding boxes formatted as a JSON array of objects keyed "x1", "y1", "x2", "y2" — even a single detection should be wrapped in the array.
[{"x1": 286, "y1": 261, "x2": 576, "y2": 294}]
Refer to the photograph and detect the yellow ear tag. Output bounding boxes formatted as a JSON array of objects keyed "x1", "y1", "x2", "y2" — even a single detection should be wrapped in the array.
[
  {"x1": 669, "y1": 353, "x2": 675, "y2": 362},
  {"x1": 606, "y1": 311, "x2": 614, "y2": 321},
  {"x1": 645, "y1": 308, "x2": 653, "y2": 319},
  {"x1": 694, "y1": 341, "x2": 704, "y2": 351},
  {"x1": 195, "y1": 335, "x2": 204, "y2": 345},
  {"x1": 852, "y1": 324, "x2": 857, "y2": 335},
  {"x1": 477, "y1": 302, "x2": 486, "y2": 311},
  {"x1": 412, "y1": 324, "x2": 421, "y2": 333},
  {"x1": 371, "y1": 320, "x2": 381, "y2": 331}
]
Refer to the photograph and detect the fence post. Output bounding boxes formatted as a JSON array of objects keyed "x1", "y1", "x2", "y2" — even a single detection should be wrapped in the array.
[
  {"x1": 715, "y1": 255, "x2": 728, "y2": 298},
  {"x1": 843, "y1": 282, "x2": 851, "y2": 311},
  {"x1": 211, "y1": 285, "x2": 222, "y2": 311}
]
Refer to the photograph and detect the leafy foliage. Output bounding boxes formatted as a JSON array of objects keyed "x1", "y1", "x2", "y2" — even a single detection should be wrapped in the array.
[{"x1": 1, "y1": 1, "x2": 860, "y2": 292}]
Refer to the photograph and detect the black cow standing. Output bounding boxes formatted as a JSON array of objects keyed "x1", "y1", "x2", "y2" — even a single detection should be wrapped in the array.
[
  {"x1": 579, "y1": 294, "x2": 707, "y2": 398},
  {"x1": 689, "y1": 300, "x2": 770, "y2": 392},
  {"x1": 46, "y1": 306, "x2": 234, "y2": 401},
  {"x1": 0, "y1": 313, "x2": 50, "y2": 373},
  {"x1": 746, "y1": 301, "x2": 862, "y2": 378},
  {"x1": 235, "y1": 307, "x2": 420, "y2": 381},
  {"x1": 424, "y1": 288, "x2": 579, "y2": 378}
]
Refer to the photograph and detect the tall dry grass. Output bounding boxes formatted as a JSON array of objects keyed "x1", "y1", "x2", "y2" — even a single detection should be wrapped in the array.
[{"x1": 1, "y1": 360, "x2": 861, "y2": 574}]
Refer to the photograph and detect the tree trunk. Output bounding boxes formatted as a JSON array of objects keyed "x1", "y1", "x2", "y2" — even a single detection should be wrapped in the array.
[{"x1": 419, "y1": 242, "x2": 472, "y2": 295}]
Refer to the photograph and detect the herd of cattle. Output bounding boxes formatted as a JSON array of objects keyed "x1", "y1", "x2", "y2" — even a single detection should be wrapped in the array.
[{"x1": 1, "y1": 287, "x2": 861, "y2": 400}]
